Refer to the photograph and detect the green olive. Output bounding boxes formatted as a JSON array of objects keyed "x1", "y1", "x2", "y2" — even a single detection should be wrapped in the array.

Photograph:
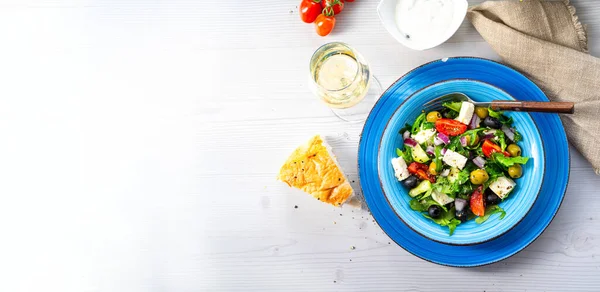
[
  {"x1": 508, "y1": 164, "x2": 523, "y2": 178},
  {"x1": 475, "y1": 106, "x2": 489, "y2": 119},
  {"x1": 507, "y1": 144, "x2": 522, "y2": 157},
  {"x1": 426, "y1": 111, "x2": 442, "y2": 123},
  {"x1": 465, "y1": 135, "x2": 480, "y2": 147},
  {"x1": 470, "y1": 169, "x2": 490, "y2": 185}
]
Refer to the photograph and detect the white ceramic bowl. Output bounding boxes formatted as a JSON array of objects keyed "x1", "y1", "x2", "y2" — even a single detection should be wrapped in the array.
[{"x1": 377, "y1": 0, "x2": 468, "y2": 51}]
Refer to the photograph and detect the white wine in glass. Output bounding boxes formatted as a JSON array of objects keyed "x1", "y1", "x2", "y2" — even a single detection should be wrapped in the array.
[{"x1": 309, "y1": 42, "x2": 380, "y2": 122}]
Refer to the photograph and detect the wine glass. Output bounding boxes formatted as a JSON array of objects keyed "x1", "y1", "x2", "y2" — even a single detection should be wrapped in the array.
[{"x1": 309, "y1": 42, "x2": 382, "y2": 122}]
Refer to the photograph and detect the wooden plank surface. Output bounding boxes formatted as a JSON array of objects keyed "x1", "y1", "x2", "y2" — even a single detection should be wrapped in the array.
[{"x1": 0, "y1": 0, "x2": 599, "y2": 291}]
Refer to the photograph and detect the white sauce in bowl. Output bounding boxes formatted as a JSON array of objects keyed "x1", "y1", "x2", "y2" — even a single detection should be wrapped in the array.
[{"x1": 395, "y1": 0, "x2": 456, "y2": 48}]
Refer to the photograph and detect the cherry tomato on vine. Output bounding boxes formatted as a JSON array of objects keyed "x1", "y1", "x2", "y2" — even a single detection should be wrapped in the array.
[
  {"x1": 314, "y1": 13, "x2": 335, "y2": 36},
  {"x1": 322, "y1": 0, "x2": 344, "y2": 15},
  {"x1": 299, "y1": 0, "x2": 322, "y2": 23}
]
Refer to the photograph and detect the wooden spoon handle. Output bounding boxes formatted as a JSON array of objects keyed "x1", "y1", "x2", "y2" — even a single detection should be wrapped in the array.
[{"x1": 490, "y1": 101, "x2": 574, "y2": 114}]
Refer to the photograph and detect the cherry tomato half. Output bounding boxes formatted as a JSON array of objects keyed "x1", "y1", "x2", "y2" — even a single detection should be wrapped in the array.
[
  {"x1": 470, "y1": 185, "x2": 485, "y2": 217},
  {"x1": 481, "y1": 140, "x2": 510, "y2": 158},
  {"x1": 300, "y1": 0, "x2": 322, "y2": 23},
  {"x1": 407, "y1": 162, "x2": 435, "y2": 183},
  {"x1": 435, "y1": 118, "x2": 467, "y2": 137}
]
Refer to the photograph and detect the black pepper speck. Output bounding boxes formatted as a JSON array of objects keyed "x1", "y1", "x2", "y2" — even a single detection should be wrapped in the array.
[{"x1": 294, "y1": 205, "x2": 298, "y2": 209}]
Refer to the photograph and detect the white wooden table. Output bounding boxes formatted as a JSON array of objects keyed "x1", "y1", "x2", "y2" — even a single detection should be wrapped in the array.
[{"x1": 1, "y1": 0, "x2": 599, "y2": 291}]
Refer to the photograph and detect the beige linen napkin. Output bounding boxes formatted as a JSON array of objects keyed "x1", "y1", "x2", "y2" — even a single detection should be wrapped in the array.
[{"x1": 468, "y1": 0, "x2": 600, "y2": 175}]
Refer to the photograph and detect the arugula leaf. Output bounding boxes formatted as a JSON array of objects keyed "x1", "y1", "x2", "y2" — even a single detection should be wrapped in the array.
[
  {"x1": 443, "y1": 110, "x2": 458, "y2": 119},
  {"x1": 399, "y1": 123, "x2": 412, "y2": 135},
  {"x1": 447, "y1": 218, "x2": 462, "y2": 236},
  {"x1": 446, "y1": 136, "x2": 470, "y2": 157},
  {"x1": 475, "y1": 146, "x2": 485, "y2": 157},
  {"x1": 488, "y1": 108, "x2": 503, "y2": 119},
  {"x1": 475, "y1": 205, "x2": 506, "y2": 224},
  {"x1": 421, "y1": 121, "x2": 435, "y2": 130},
  {"x1": 396, "y1": 147, "x2": 414, "y2": 163},
  {"x1": 484, "y1": 162, "x2": 505, "y2": 189},
  {"x1": 409, "y1": 198, "x2": 447, "y2": 212},
  {"x1": 461, "y1": 128, "x2": 486, "y2": 138},
  {"x1": 411, "y1": 113, "x2": 426, "y2": 134},
  {"x1": 409, "y1": 199, "x2": 427, "y2": 212},
  {"x1": 455, "y1": 169, "x2": 474, "y2": 196},
  {"x1": 461, "y1": 128, "x2": 485, "y2": 148},
  {"x1": 491, "y1": 130, "x2": 507, "y2": 151},
  {"x1": 442, "y1": 101, "x2": 463, "y2": 113},
  {"x1": 488, "y1": 108, "x2": 513, "y2": 126},
  {"x1": 459, "y1": 181, "x2": 475, "y2": 197},
  {"x1": 512, "y1": 129, "x2": 522, "y2": 143},
  {"x1": 492, "y1": 153, "x2": 529, "y2": 168}
]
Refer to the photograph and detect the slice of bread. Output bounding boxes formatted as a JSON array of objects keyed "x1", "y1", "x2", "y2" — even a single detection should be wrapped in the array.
[{"x1": 278, "y1": 135, "x2": 354, "y2": 206}]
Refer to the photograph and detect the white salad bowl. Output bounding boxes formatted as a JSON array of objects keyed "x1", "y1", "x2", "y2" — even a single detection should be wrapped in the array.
[{"x1": 377, "y1": 0, "x2": 468, "y2": 51}]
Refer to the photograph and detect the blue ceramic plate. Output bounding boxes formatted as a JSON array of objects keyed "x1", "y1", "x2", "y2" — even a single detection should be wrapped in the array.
[
  {"x1": 359, "y1": 57, "x2": 569, "y2": 266},
  {"x1": 379, "y1": 79, "x2": 544, "y2": 245}
]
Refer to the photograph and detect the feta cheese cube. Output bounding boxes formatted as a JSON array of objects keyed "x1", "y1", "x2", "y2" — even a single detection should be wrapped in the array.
[
  {"x1": 443, "y1": 149, "x2": 468, "y2": 170},
  {"x1": 489, "y1": 176, "x2": 516, "y2": 199},
  {"x1": 455, "y1": 102, "x2": 475, "y2": 125},
  {"x1": 391, "y1": 157, "x2": 410, "y2": 181},
  {"x1": 413, "y1": 128, "x2": 436, "y2": 145},
  {"x1": 432, "y1": 190, "x2": 454, "y2": 206}
]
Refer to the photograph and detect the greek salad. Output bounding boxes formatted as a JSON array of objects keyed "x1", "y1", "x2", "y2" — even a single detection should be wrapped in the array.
[{"x1": 392, "y1": 100, "x2": 529, "y2": 235}]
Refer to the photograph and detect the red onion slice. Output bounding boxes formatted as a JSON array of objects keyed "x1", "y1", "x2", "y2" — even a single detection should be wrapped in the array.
[
  {"x1": 502, "y1": 125, "x2": 515, "y2": 141},
  {"x1": 404, "y1": 138, "x2": 418, "y2": 147},
  {"x1": 460, "y1": 136, "x2": 468, "y2": 147},
  {"x1": 469, "y1": 114, "x2": 481, "y2": 129},
  {"x1": 473, "y1": 156, "x2": 486, "y2": 168},
  {"x1": 482, "y1": 133, "x2": 495, "y2": 141},
  {"x1": 441, "y1": 148, "x2": 447, "y2": 155},
  {"x1": 437, "y1": 133, "x2": 450, "y2": 144},
  {"x1": 426, "y1": 146, "x2": 435, "y2": 156},
  {"x1": 483, "y1": 129, "x2": 496, "y2": 135},
  {"x1": 454, "y1": 198, "x2": 468, "y2": 211},
  {"x1": 433, "y1": 136, "x2": 445, "y2": 146}
]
